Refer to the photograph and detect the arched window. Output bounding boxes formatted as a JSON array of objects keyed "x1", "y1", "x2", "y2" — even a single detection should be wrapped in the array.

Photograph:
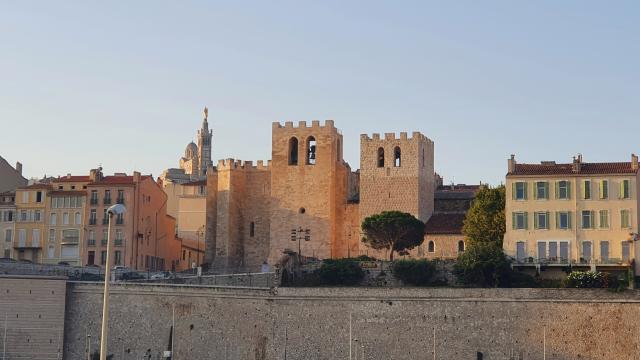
[
  {"x1": 394, "y1": 146, "x2": 401, "y2": 167},
  {"x1": 306, "y1": 136, "x2": 317, "y2": 165},
  {"x1": 288, "y1": 137, "x2": 298, "y2": 165},
  {"x1": 458, "y1": 240, "x2": 465, "y2": 253},
  {"x1": 428, "y1": 240, "x2": 435, "y2": 253},
  {"x1": 377, "y1": 147, "x2": 385, "y2": 168}
]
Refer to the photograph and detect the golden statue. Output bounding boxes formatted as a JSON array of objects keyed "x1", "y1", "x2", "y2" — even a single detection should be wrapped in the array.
[{"x1": 203, "y1": 106, "x2": 209, "y2": 120}]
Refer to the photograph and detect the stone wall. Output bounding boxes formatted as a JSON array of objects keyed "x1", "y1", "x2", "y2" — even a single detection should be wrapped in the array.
[{"x1": 63, "y1": 282, "x2": 640, "y2": 360}]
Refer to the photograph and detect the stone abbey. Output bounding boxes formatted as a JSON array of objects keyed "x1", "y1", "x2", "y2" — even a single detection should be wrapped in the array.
[{"x1": 200, "y1": 115, "x2": 436, "y2": 271}]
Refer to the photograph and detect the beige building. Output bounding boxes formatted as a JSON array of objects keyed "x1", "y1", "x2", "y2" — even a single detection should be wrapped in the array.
[
  {"x1": 0, "y1": 191, "x2": 16, "y2": 258},
  {"x1": 504, "y1": 154, "x2": 640, "y2": 276},
  {"x1": 13, "y1": 184, "x2": 50, "y2": 262},
  {"x1": 0, "y1": 156, "x2": 27, "y2": 193}
]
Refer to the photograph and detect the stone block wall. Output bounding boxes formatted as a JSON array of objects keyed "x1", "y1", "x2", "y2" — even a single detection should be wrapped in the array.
[{"x1": 62, "y1": 282, "x2": 640, "y2": 360}]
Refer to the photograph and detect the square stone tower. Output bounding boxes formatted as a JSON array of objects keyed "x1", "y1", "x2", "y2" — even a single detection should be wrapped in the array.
[
  {"x1": 269, "y1": 120, "x2": 350, "y2": 264},
  {"x1": 359, "y1": 132, "x2": 435, "y2": 226}
]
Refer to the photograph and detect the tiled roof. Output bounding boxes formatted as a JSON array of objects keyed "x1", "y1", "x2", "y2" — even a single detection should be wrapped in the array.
[
  {"x1": 54, "y1": 176, "x2": 91, "y2": 182},
  {"x1": 88, "y1": 175, "x2": 151, "y2": 186},
  {"x1": 425, "y1": 213, "x2": 466, "y2": 235},
  {"x1": 17, "y1": 184, "x2": 53, "y2": 190},
  {"x1": 509, "y1": 162, "x2": 637, "y2": 176}
]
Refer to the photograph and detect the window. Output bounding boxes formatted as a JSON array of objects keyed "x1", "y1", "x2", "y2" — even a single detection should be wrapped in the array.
[
  {"x1": 393, "y1": 146, "x2": 401, "y2": 167},
  {"x1": 64, "y1": 197, "x2": 70, "y2": 208},
  {"x1": 6, "y1": 211, "x2": 12, "y2": 222},
  {"x1": 288, "y1": 137, "x2": 299, "y2": 165},
  {"x1": 548, "y1": 242, "x2": 558, "y2": 261},
  {"x1": 70, "y1": 196, "x2": 76, "y2": 208},
  {"x1": 458, "y1": 240, "x2": 465, "y2": 253},
  {"x1": 556, "y1": 211, "x2": 571, "y2": 230},
  {"x1": 559, "y1": 241, "x2": 569, "y2": 262},
  {"x1": 621, "y1": 209, "x2": 631, "y2": 229},
  {"x1": 88, "y1": 251, "x2": 95, "y2": 265},
  {"x1": 516, "y1": 242, "x2": 526, "y2": 261},
  {"x1": 250, "y1": 222, "x2": 255, "y2": 237},
  {"x1": 512, "y1": 212, "x2": 528, "y2": 230},
  {"x1": 599, "y1": 210, "x2": 609, "y2": 229},
  {"x1": 116, "y1": 213, "x2": 124, "y2": 225},
  {"x1": 100, "y1": 251, "x2": 107, "y2": 265},
  {"x1": 32, "y1": 229, "x2": 40, "y2": 246},
  {"x1": 582, "y1": 241, "x2": 592, "y2": 261},
  {"x1": 63, "y1": 229, "x2": 79, "y2": 243},
  {"x1": 34, "y1": 211, "x2": 41, "y2": 222},
  {"x1": 5, "y1": 229, "x2": 12, "y2": 242},
  {"x1": 89, "y1": 209, "x2": 97, "y2": 225},
  {"x1": 63, "y1": 213, "x2": 69, "y2": 225},
  {"x1": 513, "y1": 182, "x2": 527, "y2": 200},
  {"x1": 556, "y1": 181, "x2": 570, "y2": 199},
  {"x1": 88, "y1": 230, "x2": 95, "y2": 246},
  {"x1": 102, "y1": 229, "x2": 108, "y2": 244},
  {"x1": 537, "y1": 242, "x2": 546, "y2": 260},
  {"x1": 620, "y1": 180, "x2": 631, "y2": 199},
  {"x1": 36, "y1": 191, "x2": 42, "y2": 203},
  {"x1": 114, "y1": 250, "x2": 122, "y2": 266},
  {"x1": 115, "y1": 229, "x2": 123, "y2": 246},
  {"x1": 22, "y1": 191, "x2": 28, "y2": 203},
  {"x1": 20, "y1": 210, "x2": 27, "y2": 222},
  {"x1": 377, "y1": 147, "x2": 385, "y2": 168},
  {"x1": 622, "y1": 241, "x2": 631, "y2": 262},
  {"x1": 18, "y1": 229, "x2": 26, "y2": 243},
  {"x1": 599, "y1": 180, "x2": 609, "y2": 199},
  {"x1": 534, "y1": 182, "x2": 549, "y2": 200},
  {"x1": 534, "y1": 212, "x2": 549, "y2": 230},
  {"x1": 49, "y1": 229, "x2": 55, "y2": 243},
  {"x1": 582, "y1": 180, "x2": 591, "y2": 200},
  {"x1": 50, "y1": 213, "x2": 57, "y2": 225},
  {"x1": 581, "y1": 210, "x2": 594, "y2": 229},
  {"x1": 306, "y1": 136, "x2": 316, "y2": 165},
  {"x1": 600, "y1": 241, "x2": 609, "y2": 262},
  {"x1": 48, "y1": 246, "x2": 55, "y2": 259},
  {"x1": 117, "y1": 190, "x2": 125, "y2": 204},
  {"x1": 427, "y1": 240, "x2": 435, "y2": 253},
  {"x1": 90, "y1": 190, "x2": 98, "y2": 205},
  {"x1": 75, "y1": 212, "x2": 81, "y2": 225}
]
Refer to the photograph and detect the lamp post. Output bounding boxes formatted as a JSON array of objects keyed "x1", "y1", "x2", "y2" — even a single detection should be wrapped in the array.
[
  {"x1": 290, "y1": 228, "x2": 310, "y2": 263},
  {"x1": 196, "y1": 225, "x2": 205, "y2": 268},
  {"x1": 99, "y1": 204, "x2": 126, "y2": 360}
]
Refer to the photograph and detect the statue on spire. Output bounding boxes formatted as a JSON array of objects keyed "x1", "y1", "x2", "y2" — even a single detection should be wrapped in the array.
[{"x1": 203, "y1": 106, "x2": 209, "y2": 120}]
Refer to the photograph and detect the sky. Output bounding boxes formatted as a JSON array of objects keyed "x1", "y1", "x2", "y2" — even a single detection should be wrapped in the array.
[{"x1": 1, "y1": 1, "x2": 638, "y2": 185}]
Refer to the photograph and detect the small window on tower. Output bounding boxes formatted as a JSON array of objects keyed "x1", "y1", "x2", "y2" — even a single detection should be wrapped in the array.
[
  {"x1": 394, "y1": 147, "x2": 401, "y2": 167},
  {"x1": 250, "y1": 222, "x2": 255, "y2": 237},
  {"x1": 377, "y1": 147, "x2": 385, "y2": 167},
  {"x1": 288, "y1": 137, "x2": 299, "y2": 166},
  {"x1": 306, "y1": 136, "x2": 317, "y2": 165}
]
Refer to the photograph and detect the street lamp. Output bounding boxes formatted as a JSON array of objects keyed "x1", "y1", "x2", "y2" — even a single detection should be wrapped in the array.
[
  {"x1": 290, "y1": 227, "x2": 310, "y2": 262},
  {"x1": 100, "y1": 204, "x2": 126, "y2": 360},
  {"x1": 196, "y1": 225, "x2": 205, "y2": 268}
]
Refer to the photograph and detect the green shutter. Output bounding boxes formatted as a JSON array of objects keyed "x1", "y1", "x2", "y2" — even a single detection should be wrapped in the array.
[
  {"x1": 620, "y1": 181, "x2": 624, "y2": 199},
  {"x1": 512, "y1": 182, "x2": 516, "y2": 200},
  {"x1": 512, "y1": 212, "x2": 516, "y2": 230},
  {"x1": 555, "y1": 212, "x2": 560, "y2": 229},
  {"x1": 524, "y1": 212, "x2": 529, "y2": 230},
  {"x1": 533, "y1": 212, "x2": 538, "y2": 229},
  {"x1": 599, "y1": 181, "x2": 604, "y2": 199},
  {"x1": 545, "y1": 182, "x2": 550, "y2": 199},
  {"x1": 524, "y1": 182, "x2": 528, "y2": 200},
  {"x1": 533, "y1": 182, "x2": 538, "y2": 200},
  {"x1": 555, "y1": 181, "x2": 559, "y2": 199},
  {"x1": 568, "y1": 212, "x2": 572, "y2": 229},
  {"x1": 546, "y1": 211, "x2": 550, "y2": 229},
  {"x1": 566, "y1": 181, "x2": 572, "y2": 199}
]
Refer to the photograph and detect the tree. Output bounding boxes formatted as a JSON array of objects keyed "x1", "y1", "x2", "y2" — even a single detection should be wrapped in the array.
[
  {"x1": 462, "y1": 185, "x2": 506, "y2": 246},
  {"x1": 453, "y1": 242, "x2": 512, "y2": 287},
  {"x1": 361, "y1": 211, "x2": 425, "y2": 261}
]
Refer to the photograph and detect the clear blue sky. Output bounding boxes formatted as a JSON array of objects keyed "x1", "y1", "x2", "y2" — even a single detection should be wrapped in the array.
[{"x1": 1, "y1": 1, "x2": 638, "y2": 185}]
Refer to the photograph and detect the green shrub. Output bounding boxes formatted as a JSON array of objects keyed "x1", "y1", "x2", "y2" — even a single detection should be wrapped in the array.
[
  {"x1": 563, "y1": 271, "x2": 626, "y2": 288},
  {"x1": 453, "y1": 243, "x2": 512, "y2": 287},
  {"x1": 318, "y1": 259, "x2": 365, "y2": 286},
  {"x1": 502, "y1": 270, "x2": 538, "y2": 288},
  {"x1": 392, "y1": 259, "x2": 436, "y2": 286}
]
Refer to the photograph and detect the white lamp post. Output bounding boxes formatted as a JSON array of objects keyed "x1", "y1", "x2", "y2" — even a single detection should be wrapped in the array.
[{"x1": 100, "y1": 204, "x2": 126, "y2": 360}]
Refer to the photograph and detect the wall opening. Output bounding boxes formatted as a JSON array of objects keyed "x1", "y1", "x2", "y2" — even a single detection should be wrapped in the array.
[
  {"x1": 250, "y1": 222, "x2": 255, "y2": 237},
  {"x1": 306, "y1": 136, "x2": 317, "y2": 165},
  {"x1": 288, "y1": 137, "x2": 299, "y2": 165},
  {"x1": 377, "y1": 147, "x2": 385, "y2": 167},
  {"x1": 394, "y1": 146, "x2": 401, "y2": 167},
  {"x1": 428, "y1": 240, "x2": 435, "y2": 253},
  {"x1": 458, "y1": 240, "x2": 465, "y2": 252}
]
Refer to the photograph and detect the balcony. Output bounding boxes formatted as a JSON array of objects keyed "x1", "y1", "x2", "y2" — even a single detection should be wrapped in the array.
[
  {"x1": 512, "y1": 257, "x2": 632, "y2": 267},
  {"x1": 102, "y1": 218, "x2": 109, "y2": 225},
  {"x1": 114, "y1": 239, "x2": 123, "y2": 246},
  {"x1": 61, "y1": 237, "x2": 79, "y2": 245},
  {"x1": 103, "y1": 197, "x2": 112, "y2": 205},
  {"x1": 101, "y1": 239, "x2": 108, "y2": 246},
  {"x1": 116, "y1": 218, "x2": 124, "y2": 225},
  {"x1": 90, "y1": 198, "x2": 98, "y2": 206},
  {"x1": 89, "y1": 218, "x2": 97, "y2": 225},
  {"x1": 87, "y1": 239, "x2": 96, "y2": 246},
  {"x1": 116, "y1": 197, "x2": 125, "y2": 205}
]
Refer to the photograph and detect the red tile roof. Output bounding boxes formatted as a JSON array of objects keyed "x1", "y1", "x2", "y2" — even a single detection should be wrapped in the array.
[
  {"x1": 88, "y1": 175, "x2": 152, "y2": 186},
  {"x1": 54, "y1": 176, "x2": 91, "y2": 183},
  {"x1": 425, "y1": 213, "x2": 466, "y2": 235},
  {"x1": 509, "y1": 162, "x2": 637, "y2": 176}
]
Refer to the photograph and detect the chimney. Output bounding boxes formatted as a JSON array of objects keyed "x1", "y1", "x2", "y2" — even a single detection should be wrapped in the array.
[
  {"x1": 632, "y1": 154, "x2": 639, "y2": 171},
  {"x1": 66, "y1": 173, "x2": 71, "y2": 179},
  {"x1": 133, "y1": 171, "x2": 141, "y2": 183},
  {"x1": 89, "y1": 167, "x2": 103, "y2": 182},
  {"x1": 572, "y1": 154, "x2": 582, "y2": 173},
  {"x1": 15, "y1": 162, "x2": 22, "y2": 175},
  {"x1": 508, "y1": 154, "x2": 516, "y2": 173}
]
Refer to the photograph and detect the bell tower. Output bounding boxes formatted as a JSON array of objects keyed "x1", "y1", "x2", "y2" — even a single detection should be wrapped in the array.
[{"x1": 197, "y1": 107, "x2": 214, "y2": 176}]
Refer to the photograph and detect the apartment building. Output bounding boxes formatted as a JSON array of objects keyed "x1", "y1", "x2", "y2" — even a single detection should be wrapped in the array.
[
  {"x1": 504, "y1": 154, "x2": 639, "y2": 277},
  {"x1": 0, "y1": 191, "x2": 16, "y2": 258},
  {"x1": 13, "y1": 184, "x2": 51, "y2": 262}
]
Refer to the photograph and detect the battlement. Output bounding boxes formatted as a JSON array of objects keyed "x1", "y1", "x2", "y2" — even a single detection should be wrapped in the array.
[
  {"x1": 360, "y1": 131, "x2": 433, "y2": 143},
  {"x1": 272, "y1": 119, "x2": 336, "y2": 131},
  {"x1": 216, "y1": 158, "x2": 271, "y2": 171}
]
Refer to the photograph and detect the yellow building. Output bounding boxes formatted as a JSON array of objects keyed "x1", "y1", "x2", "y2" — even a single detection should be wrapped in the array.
[
  {"x1": 504, "y1": 154, "x2": 640, "y2": 277},
  {"x1": 13, "y1": 184, "x2": 51, "y2": 262}
]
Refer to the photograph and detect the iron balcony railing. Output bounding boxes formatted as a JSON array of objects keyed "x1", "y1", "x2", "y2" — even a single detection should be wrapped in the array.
[
  {"x1": 103, "y1": 197, "x2": 112, "y2": 205},
  {"x1": 114, "y1": 239, "x2": 123, "y2": 246},
  {"x1": 102, "y1": 218, "x2": 109, "y2": 225},
  {"x1": 90, "y1": 198, "x2": 98, "y2": 205},
  {"x1": 116, "y1": 197, "x2": 125, "y2": 205},
  {"x1": 513, "y1": 257, "x2": 632, "y2": 266},
  {"x1": 89, "y1": 218, "x2": 97, "y2": 225},
  {"x1": 87, "y1": 239, "x2": 96, "y2": 246}
]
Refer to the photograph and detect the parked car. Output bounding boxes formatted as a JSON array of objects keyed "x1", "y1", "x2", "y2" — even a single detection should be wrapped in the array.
[
  {"x1": 150, "y1": 271, "x2": 174, "y2": 280},
  {"x1": 58, "y1": 261, "x2": 70, "y2": 266},
  {"x1": 120, "y1": 272, "x2": 145, "y2": 281},
  {"x1": 0, "y1": 257, "x2": 16, "y2": 263}
]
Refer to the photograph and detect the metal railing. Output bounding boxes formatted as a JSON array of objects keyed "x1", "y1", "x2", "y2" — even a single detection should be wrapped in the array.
[
  {"x1": 89, "y1": 218, "x2": 97, "y2": 225},
  {"x1": 116, "y1": 198, "x2": 125, "y2": 205},
  {"x1": 513, "y1": 257, "x2": 632, "y2": 266},
  {"x1": 103, "y1": 197, "x2": 112, "y2": 205},
  {"x1": 87, "y1": 239, "x2": 96, "y2": 246},
  {"x1": 90, "y1": 198, "x2": 98, "y2": 205}
]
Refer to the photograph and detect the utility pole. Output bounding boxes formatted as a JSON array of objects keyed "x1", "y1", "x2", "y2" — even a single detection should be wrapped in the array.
[
  {"x1": 543, "y1": 326, "x2": 546, "y2": 360},
  {"x1": 349, "y1": 312, "x2": 352, "y2": 360},
  {"x1": 433, "y1": 327, "x2": 436, "y2": 360},
  {"x1": 3, "y1": 313, "x2": 7, "y2": 360}
]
